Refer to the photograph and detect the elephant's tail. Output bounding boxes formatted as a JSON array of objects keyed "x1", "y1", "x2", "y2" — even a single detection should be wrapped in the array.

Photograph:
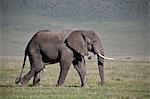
[{"x1": 15, "y1": 51, "x2": 28, "y2": 84}]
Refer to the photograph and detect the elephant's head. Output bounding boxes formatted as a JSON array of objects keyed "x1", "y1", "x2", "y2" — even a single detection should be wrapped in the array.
[
  {"x1": 65, "y1": 30, "x2": 114, "y2": 85},
  {"x1": 66, "y1": 30, "x2": 114, "y2": 60},
  {"x1": 65, "y1": 30, "x2": 104, "y2": 56}
]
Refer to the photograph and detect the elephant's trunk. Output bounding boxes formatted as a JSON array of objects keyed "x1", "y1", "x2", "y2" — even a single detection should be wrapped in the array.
[
  {"x1": 97, "y1": 53, "x2": 114, "y2": 86},
  {"x1": 92, "y1": 36, "x2": 114, "y2": 86},
  {"x1": 96, "y1": 52, "x2": 105, "y2": 86}
]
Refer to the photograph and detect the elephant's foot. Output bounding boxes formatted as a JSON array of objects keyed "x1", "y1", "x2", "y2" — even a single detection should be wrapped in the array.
[
  {"x1": 98, "y1": 81, "x2": 105, "y2": 86},
  {"x1": 56, "y1": 83, "x2": 64, "y2": 87},
  {"x1": 33, "y1": 83, "x2": 42, "y2": 87},
  {"x1": 33, "y1": 80, "x2": 40, "y2": 87},
  {"x1": 81, "y1": 83, "x2": 89, "y2": 88},
  {"x1": 33, "y1": 73, "x2": 41, "y2": 87},
  {"x1": 20, "y1": 78, "x2": 29, "y2": 86},
  {"x1": 19, "y1": 70, "x2": 35, "y2": 86},
  {"x1": 56, "y1": 78, "x2": 65, "y2": 87}
]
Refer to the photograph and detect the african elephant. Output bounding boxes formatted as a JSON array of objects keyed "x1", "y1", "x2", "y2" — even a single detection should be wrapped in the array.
[{"x1": 15, "y1": 29, "x2": 114, "y2": 87}]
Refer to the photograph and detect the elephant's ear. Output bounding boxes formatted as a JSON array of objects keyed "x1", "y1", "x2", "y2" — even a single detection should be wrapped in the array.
[{"x1": 66, "y1": 31, "x2": 88, "y2": 56}]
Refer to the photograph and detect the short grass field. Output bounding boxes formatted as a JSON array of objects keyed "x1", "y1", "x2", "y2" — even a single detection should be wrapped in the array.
[{"x1": 0, "y1": 57, "x2": 150, "y2": 99}]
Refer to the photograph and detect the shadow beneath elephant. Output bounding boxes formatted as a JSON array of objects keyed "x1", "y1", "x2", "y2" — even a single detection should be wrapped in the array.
[
  {"x1": 64, "y1": 85, "x2": 81, "y2": 88},
  {"x1": 25, "y1": 84, "x2": 81, "y2": 88}
]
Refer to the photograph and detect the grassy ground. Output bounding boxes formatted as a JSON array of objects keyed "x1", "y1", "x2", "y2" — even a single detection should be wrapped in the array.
[{"x1": 0, "y1": 58, "x2": 150, "y2": 99}]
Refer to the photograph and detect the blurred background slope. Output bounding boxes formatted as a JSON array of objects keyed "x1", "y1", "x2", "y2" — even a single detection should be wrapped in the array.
[{"x1": 1, "y1": 0, "x2": 149, "y2": 61}]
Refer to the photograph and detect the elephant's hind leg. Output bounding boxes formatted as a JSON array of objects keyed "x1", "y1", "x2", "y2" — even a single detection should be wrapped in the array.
[
  {"x1": 33, "y1": 72, "x2": 41, "y2": 86},
  {"x1": 20, "y1": 52, "x2": 43, "y2": 86},
  {"x1": 20, "y1": 69, "x2": 35, "y2": 86},
  {"x1": 56, "y1": 47, "x2": 73, "y2": 86}
]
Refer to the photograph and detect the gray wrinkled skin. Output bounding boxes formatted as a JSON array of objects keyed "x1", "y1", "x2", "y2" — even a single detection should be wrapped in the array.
[{"x1": 16, "y1": 30, "x2": 104, "y2": 87}]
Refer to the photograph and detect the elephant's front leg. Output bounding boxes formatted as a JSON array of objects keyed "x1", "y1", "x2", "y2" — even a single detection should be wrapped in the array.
[
  {"x1": 56, "y1": 47, "x2": 73, "y2": 86},
  {"x1": 73, "y1": 55, "x2": 87, "y2": 87}
]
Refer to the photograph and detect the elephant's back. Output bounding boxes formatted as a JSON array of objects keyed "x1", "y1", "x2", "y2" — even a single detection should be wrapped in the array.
[
  {"x1": 35, "y1": 30, "x2": 62, "y2": 43},
  {"x1": 59, "y1": 29, "x2": 72, "y2": 42},
  {"x1": 36, "y1": 29, "x2": 72, "y2": 43},
  {"x1": 26, "y1": 29, "x2": 72, "y2": 52}
]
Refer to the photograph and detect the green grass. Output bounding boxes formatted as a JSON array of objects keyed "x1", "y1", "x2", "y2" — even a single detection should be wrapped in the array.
[{"x1": 0, "y1": 58, "x2": 150, "y2": 99}]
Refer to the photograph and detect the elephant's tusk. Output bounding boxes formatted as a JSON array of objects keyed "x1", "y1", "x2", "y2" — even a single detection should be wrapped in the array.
[{"x1": 98, "y1": 53, "x2": 114, "y2": 60}]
